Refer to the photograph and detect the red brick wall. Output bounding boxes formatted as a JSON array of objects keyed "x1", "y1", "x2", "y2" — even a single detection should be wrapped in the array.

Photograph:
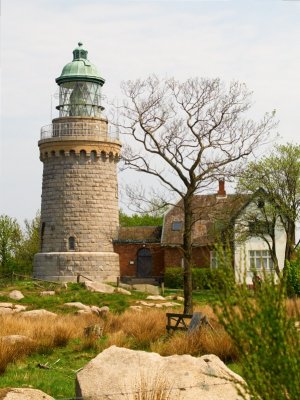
[
  {"x1": 113, "y1": 243, "x2": 164, "y2": 277},
  {"x1": 114, "y1": 242, "x2": 211, "y2": 278},
  {"x1": 164, "y1": 246, "x2": 211, "y2": 269}
]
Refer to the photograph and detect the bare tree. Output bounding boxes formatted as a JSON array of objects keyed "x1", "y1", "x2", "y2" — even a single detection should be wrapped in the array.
[{"x1": 118, "y1": 76, "x2": 276, "y2": 313}]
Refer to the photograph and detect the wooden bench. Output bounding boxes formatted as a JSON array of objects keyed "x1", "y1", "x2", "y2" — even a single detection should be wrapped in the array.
[
  {"x1": 166, "y1": 312, "x2": 212, "y2": 334},
  {"x1": 166, "y1": 313, "x2": 193, "y2": 333}
]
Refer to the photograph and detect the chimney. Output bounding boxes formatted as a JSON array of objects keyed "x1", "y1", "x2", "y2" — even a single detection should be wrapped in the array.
[{"x1": 217, "y1": 179, "x2": 226, "y2": 197}]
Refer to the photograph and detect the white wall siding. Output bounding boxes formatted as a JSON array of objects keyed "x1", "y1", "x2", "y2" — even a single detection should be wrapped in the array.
[{"x1": 234, "y1": 203, "x2": 286, "y2": 285}]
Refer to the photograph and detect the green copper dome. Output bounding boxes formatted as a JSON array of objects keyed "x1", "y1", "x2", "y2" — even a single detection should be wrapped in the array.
[{"x1": 56, "y1": 42, "x2": 105, "y2": 86}]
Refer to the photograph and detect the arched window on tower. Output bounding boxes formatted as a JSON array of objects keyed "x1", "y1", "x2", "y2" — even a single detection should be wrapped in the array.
[{"x1": 80, "y1": 150, "x2": 86, "y2": 160}]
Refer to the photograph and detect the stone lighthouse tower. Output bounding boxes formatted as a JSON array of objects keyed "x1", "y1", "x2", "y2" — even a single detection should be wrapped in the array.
[{"x1": 34, "y1": 43, "x2": 121, "y2": 282}]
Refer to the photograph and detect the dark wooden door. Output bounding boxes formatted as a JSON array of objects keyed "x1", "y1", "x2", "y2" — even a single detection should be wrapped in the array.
[{"x1": 137, "y1": 248, "x2": 152, "y2": 278}]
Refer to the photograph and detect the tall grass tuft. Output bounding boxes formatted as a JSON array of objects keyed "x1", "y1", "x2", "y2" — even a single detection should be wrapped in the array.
[
  {"x1": 0, "y1": 314, "x2": 99, "y2": 373},
  {"x1": 0, "y1": 340, "x2": 36, "y2": 374},
  {"x1": 127, "y1": 372, "x2": 180, "y2": 400},
  {"x1": 104, "y1": 309, "x2": 166, "y2": 348},
  {"x1": 150, "y1": 325, "x2": 237, "y2": 362}
]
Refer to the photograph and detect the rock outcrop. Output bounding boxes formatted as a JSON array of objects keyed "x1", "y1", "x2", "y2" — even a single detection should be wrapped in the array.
[
  {"x1": 8, "y1": 291, "x2": 24, "y2": 300},
  {"x1": 0, "y1": 335, "x2": 34, "y2": 346},
  {"x1": 0, "y1": 388, "x2": 54, "y2": 399},
  {"x1": 76, "y1": 346, "x2": 247, "y2": 400},
  {"x1": 21, "y1": 310, "x2": 57, "y2": 318},
  {"x1": 84, "y1": 281, "x2": 115, "y2": 294},
  {"x1": 0, "y1": 303, "x2": 27, "y2": 314}
]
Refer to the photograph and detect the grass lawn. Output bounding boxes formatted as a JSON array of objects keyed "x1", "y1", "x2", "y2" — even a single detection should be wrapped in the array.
[
  {"x1": 0, "y1": 279, "x2": 150, "y2": 314},
  {"x1": 164, "y1": 288, "x2": 218, "y2": 305},
  {"x1": 0, "y1": 340, "x2": 101, "y2": 399}
]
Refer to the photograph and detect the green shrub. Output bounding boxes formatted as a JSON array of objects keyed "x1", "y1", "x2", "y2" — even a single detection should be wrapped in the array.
[
  {"x1": 214, "y1": 254, "x2": 300, "y2": 400},
  {"x1": 164, "y1": 267, "x2": 216, "y2": 290},
  {"x1": 192, "y1": 268, "x2": 213, "y2": 290},
  {"x1": 285, "y1": 252, "x2": 300, "y2": 297},
  {"x1": 164, "y1": 267, "x2": 183, "y2": 289}
]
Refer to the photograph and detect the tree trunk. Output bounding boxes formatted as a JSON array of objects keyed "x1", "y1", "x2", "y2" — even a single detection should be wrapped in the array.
[
  {"x1": 270, "y1": 228, "x2": 280, "y2": 277},
  {"x1": 183, "y1": 195, "x2": 193, "y2": 314},
  {"x1": 285, "y1": 220, "x2": 296, "y2": 262}
]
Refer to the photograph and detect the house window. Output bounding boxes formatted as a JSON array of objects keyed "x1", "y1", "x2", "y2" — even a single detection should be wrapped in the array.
[
  {"x1": 172, "y1": 221, "x2": 183, "y2": 231},
  {"x1": 249, "y1": 250, "x2": 273, "y2": 271},
  {"x1": 210, "y1": 251, "x2": 218, "y2": 269},
  {"x1": 68, "y1": 236, "x2": 75, "y2": 251}
]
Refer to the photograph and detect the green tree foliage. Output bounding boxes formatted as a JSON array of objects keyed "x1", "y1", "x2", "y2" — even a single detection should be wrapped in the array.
[
  {"x1": 119, "y1": 210, "x2": 163, "y2": 227},
  {"x1": 238, "y1": 143, "x2": 300, "y2": 263},
  {"x1": 15, "y1": 212, "x2": 40, "y2": 274},
  {"x1": 214, "y1": 254, "x2": 300, "y2": 400},
  {"x1": 0, "y1": 213, "x2": 40, "y2": 275},
  {"x1": 0, "y1": 215, "x2": 22, "y2": 273}
]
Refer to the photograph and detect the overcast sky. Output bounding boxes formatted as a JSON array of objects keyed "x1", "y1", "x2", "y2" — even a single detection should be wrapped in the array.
[{"x1": 1, "y1": 0, "x2": 300, "y2": 223}]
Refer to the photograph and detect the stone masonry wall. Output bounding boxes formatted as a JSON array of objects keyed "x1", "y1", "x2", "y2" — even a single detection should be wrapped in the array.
[
  {"x1": 40, "y1": 153, "x2": 118, "y2": 253},
  {"x1": 34, "y1": 252, "x2": 119, "y2": 282},
  {"x1": 34, "y1": 116, "x2": 121, "y2": 282}
]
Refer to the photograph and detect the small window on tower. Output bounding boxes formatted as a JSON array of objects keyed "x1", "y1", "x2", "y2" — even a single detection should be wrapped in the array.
[{"x1": 68, "y1": 236, "x2": 75, "y2": 251}]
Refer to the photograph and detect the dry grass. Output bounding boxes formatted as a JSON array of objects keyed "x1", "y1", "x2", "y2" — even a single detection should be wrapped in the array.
[
  {"x1": 286, "y1": 298, "x2": 300, "y2": 318},
  {"x1": 101, "y1": 307, "x2": 238, "y2": 362},
  {"x1": 150, "y1": 326, "x2": 237, "y2": 362},
  {"x1": 0, "y1": 306, "x2": 240, "y2": 375},
  {"x1": 0, "y1": 340, "x2": 36, "y2": 374},
  {"x1": 127, "y1": 372, "x2": 180, "y2": 400},
  {"x1": 104, "y1": 309, "x2": 166, "y2": 347},
  {"x1": 0, "y1": 313, "x2": 100, "y2": 373},
  {"x1": 148, "y1": 305, "x2": 237, "y2": 362}
]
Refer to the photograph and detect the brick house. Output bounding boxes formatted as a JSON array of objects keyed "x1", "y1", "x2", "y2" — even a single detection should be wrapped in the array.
[
  {"x1": 161, "y1": 180, "x2": 245, "y2": 270},
  {"x1": 113, "y1": 226, "x2": 164, "y2": 281},
  {"x1": 114, "y1": 181, "x2": 287, "y2": 284}
]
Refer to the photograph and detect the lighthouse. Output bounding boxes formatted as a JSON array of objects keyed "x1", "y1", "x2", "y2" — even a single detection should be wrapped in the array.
[{"x1": 34, "y1": 43, "x2": 121, "y2": 282}]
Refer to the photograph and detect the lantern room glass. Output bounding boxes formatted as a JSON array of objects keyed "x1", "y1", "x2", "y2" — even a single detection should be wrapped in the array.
[{"x1": 57, "y1": 81, "x2": 102, "y2": 117}]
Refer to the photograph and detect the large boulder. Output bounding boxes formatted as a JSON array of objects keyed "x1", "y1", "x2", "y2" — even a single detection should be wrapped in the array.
[
  {"x1": 146, "y1": 295, "x2": 165, "y2": 301},
  {"x1": 64, "y1": 302, "x2": 91, "y2": 312},
  {"x1": 84, "y1": 281, "x2": 115, "y2": 294},
  {"x1": 114, "y1": 287, "x2": 131, "y2": 295},
  {"x1": 0, "y1": 335, "x2": 34, "y2": 346},
  {"x1": 132, "y1": 284, "x2": 160, "y2": 295},
  {"x1": 40, "y1": 291, "x2": 55, "y2": 296},
  {"x1": 76, "y1": 346, "x2": 247, "y2": 400},
  {"x1": 0, "y1": 388, "x2": 54, "y2": 399},
  {"x1": 8, "y1": 291, "x2": 24, "y2": 300},
  {"x1": 0, "y1": 303, "x2": 26, "y2": 314},
  {"x1": 21, "y1": 310, "x2": 57, "y2": 318}
]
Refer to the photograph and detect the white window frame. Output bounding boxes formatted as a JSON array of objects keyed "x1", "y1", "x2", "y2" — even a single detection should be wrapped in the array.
[{"x1": 249, "y1": 250, "x2": 274, "y2": 272}]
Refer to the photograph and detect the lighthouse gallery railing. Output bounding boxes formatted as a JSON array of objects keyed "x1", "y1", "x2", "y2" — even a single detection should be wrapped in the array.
[{"x1": 40, "y1": 121, "x2": 119, "y2": 141}]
